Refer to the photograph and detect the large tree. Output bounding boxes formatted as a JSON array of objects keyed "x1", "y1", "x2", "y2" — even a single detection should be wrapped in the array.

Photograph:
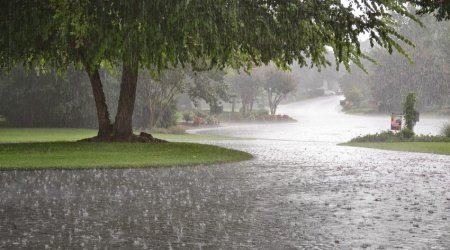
[{"x1": 1, "y1": 0, "x2": 420, "y2": 141}]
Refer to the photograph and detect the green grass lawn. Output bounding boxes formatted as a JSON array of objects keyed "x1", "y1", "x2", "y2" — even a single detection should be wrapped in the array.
[
  {"x1": 0, "y1": 128, "x2": 252, "y2": 170},
  {"x1": 343, "y1": 107, "x2": 376, "y2": 114},
  {"x1": 0, "y1": 128, "x2": 236, "y2": 143},
  {"x1": 342, "y1": 142, "x2": 450, "y2": 155}
]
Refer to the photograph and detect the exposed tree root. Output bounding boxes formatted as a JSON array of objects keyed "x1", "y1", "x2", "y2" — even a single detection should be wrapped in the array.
[{"x1": 79, "y1": 132, "x2": 168, "y2": 143}]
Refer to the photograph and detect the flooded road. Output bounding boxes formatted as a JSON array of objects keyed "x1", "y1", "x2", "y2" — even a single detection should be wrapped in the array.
[
  {"x1": 194, "y1": 95, "x2": 448, "y2": 142},
  {"x1": 1, "y1": 96, "x2": 450, "y2": 249}
]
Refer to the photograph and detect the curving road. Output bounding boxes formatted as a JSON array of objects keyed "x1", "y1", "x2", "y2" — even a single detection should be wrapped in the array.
[{"x1": 1, "y1": 96, "x2": 450, "y2": 249}]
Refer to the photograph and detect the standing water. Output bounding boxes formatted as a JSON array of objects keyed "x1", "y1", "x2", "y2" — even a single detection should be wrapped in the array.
[{"x1": 1, "y1": 96, "x2": 450, "y2": 249}]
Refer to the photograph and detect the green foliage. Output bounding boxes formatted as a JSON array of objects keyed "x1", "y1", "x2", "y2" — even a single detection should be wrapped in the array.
[
  {"x1": 440, "y1": 123, "x2": 450, "y2": 138},
  {"x1": 403, "y1": 92, "x2": 416, "y2": 131},
  {"x1": 350, "y1": 130, "x2": 400, "y2": 143},
  {"x1": 344, "y1": 142, "x2": 450, "y2": 156},
  {"x1": 194, "y1": 110, "x2": 209, "y2": 119},
  {"x1": 217, "y1": 110, "x2": 295, "y2": 123},
  {"x1": 346, "y1": 86, "x2": 364, "y2": 106},
  {"x1": 0, "y1": 67, "x2": 98, "y2": 127},
  {"x1": 227, "y1": 71, "x2": 261, "y2": 114},
  {"x1": 155, "y1": 101, "x2": 178, "y2": 129},
  {"x1": 1, "y1": 1, "x2": 422, "y2": 74},
  {"x1": 349, "y1": 130, "x2": 450, "y2": 143},
  {"x1": 340, "y1": 13, "x2": 450, "y2": 113},
  {"x1": 134, "y1": 67, "x2": 187, "y2": 129},
  {"x1": 0, "y1": 0, "x2": 427, "y2": 139},
  {"x1": 399, "y1": 128, "x2": 415, "y2": 139},
  {"x1": 182, "y1": 112, "x2": 193, "y2": 123},
  {"x1": 188, "y1": 69, "x2": 229, "y2": 109},
  {"x1": 412, "y1": 0, "x2": 450, "y2": 21},
  {"x1": 257, "y1": 66, "x2": 297, "y2": 115}
]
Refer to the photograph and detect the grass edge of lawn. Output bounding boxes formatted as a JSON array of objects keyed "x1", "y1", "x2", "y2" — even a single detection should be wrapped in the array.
[
  {"x1": 0, "y1": 128, "x2": 248, "y2": 143},
  {"x1": 339, "y1": 141, "x2": 450, "y2": 156},
  {"x1": 0, "y1": 141, "x2": 253, "y2": 171}
]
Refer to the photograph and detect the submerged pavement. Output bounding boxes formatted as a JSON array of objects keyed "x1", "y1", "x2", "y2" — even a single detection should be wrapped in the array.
[{"x1": 1, "y1": 96, "x2": 450, "y2": 249}]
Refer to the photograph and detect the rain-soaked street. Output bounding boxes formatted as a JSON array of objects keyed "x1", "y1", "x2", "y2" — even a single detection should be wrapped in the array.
[{"x1": 1, "y1": 96, "x2": 450, "y2": 249}]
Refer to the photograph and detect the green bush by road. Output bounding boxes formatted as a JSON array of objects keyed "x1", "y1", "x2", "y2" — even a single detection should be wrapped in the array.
[{"x1": 342, "y1": 142, "x2": 450, "y2": 155}]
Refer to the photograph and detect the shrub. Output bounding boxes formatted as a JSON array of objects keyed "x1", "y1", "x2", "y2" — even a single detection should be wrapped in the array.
[
  {"x1": 193, "y1": 116, "x2": 206, "y2": 126},
  {"x1": 399, "y1": 128, "x2": 415, "y2": 139},
  {"x1": 414, "y1": 134, "x2": 450, "y2": 142},
  {"x1": 206, "y1": 116, "x2": 219, "y2": 125},
  {"x1": 182, "y1": 112, "x2": 193, "y2": 123},
  {"x1": 346, "y1": 86, "x2": 363, "y2": 106},
  {"x1": 247, "y1": 113, "x2": 256, "y2": 121},
  {"x1": 350, "y1": 130, "x2": 400, "y2": 143},
  {"x1": 349, "y1": 129, "x2": 450, "y2": 143},
  {"x1": 441, "y1": 122, "x2": 450, "y2": 138},
  {"x1": 253, "y1": 109, "x2": 269, "y2": 116},
  {"x1": 156, "y1": 102, "x2": 178, "y2": 128},
  {"x1": 194, "y1": 110, "x2": 208, "y2": 118}
]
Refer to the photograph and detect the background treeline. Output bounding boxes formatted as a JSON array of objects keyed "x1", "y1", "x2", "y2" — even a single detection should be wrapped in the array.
[
  {"x1": 340, "y1": 13, "x2": 450, "y2": 113},
  {"x1": 0, "y1": 66, "x2": 228, "y2": 128},
  {"x1": 0, "y1": 63, "x2": 307, "y2": 128},
  {"x1": 0, "y1": 65, "x2": 296, "y2": 128},
  {"x1": 0, "y1": 67, "x2": 98, "y2": 127}
]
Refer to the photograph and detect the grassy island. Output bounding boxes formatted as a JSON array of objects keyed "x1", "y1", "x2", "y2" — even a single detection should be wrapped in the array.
[{"x1": 0, "y1": 128, "x2": 252, "y2": 170}]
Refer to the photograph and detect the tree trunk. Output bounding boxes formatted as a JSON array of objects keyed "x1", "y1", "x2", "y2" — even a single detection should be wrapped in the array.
[
  {"x1": 113, "y1": 61, "x2": 139, "y2": 139},
  {"x1": 231, "y1": 98, "x2": 235, "y2": 113},
  {"x1": 241, "y1": 99, "x2": 246, "y2": 114},
  {"x1": 87, "y1": 69, "x2": 112, "y2": 138},
  {"x1": 268, "y1": 90, "x2": 275, "y2": 115}
]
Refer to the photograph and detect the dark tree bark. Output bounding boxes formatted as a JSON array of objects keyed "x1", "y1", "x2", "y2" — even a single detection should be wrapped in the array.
[
  {"x1": 113, "y1": 60, "x2": 139, "y2": 139},
  {"x1": 86, "y1": 69, "x2": 113, "y2": 138}
]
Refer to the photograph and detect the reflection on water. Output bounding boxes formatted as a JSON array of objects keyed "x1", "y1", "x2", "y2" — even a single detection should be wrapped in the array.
[{"x1": 1, "y1": 96, "x2": 450, "y2": 249}]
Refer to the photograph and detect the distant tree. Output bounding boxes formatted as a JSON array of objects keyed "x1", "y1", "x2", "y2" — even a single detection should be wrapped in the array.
[
  {"x1": 1, "y1": 1, "x2": 422, "y2": 141},
  {"x1": 340, "y1": 79, "x2": 368, "y2": 107},
  {"x1": 228, "y1": 72, "x2": 261, "y2": 114},
  {"x1": 411, "y1": 0, "x2": 450, "y2": 21},
  {"x1": 262, "y1": 68, "x2": 297, "y2": 115},
  {"x1": 155, "y1": 101, "x2": 179, "y2": 129},
  {"x1": 137, "y1": 68, "x2": 187, "y2": 129},
  {"x1": 188, "y1": 69, "x2": 229, "y2": 112},
  {"x1": 368, "y1": 13, "x2": 450, "y2": 112},
  {"x1": 0, "y1": 67, "x2": 97, "y2": 127},
  {"x1": 346, "y1": 86, "x2": 364, "y2": 107},
  {"x1": 335, "y1": 10, "x2": 450, "y2": 113}
]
